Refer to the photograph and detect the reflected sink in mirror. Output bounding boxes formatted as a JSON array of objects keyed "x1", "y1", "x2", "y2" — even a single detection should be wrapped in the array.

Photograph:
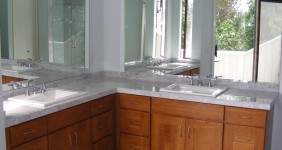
[
  {"x1": 2, "y1": 65, "x2": 40, "y2": 73},
  {"x1": 8, "y1": 88, "x2": 86, "y2": 108},
  {"x1": 147, "y1": 63, "x2": 189, "y2": 70},
  {"x1": 160, "y1": 83, "x2": 228, "y2": 97}
]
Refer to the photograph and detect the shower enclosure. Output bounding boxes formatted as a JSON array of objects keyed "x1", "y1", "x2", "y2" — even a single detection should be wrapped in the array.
[{"x1": 48, "y1": 0, "x2": 85, "y2": 67}]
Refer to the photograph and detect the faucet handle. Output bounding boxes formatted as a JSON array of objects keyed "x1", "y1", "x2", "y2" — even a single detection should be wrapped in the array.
[{"x1": 206, "y1": 73, "x2": 213, "y2": 79}]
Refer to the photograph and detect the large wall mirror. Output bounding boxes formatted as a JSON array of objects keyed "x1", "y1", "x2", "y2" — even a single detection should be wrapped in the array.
[
  {"x1": 124, "y1": 0, "x2": 282, "y2": 84},
  {"x1": 0, "y1": 0, "x2": 89, "y2": 68}
]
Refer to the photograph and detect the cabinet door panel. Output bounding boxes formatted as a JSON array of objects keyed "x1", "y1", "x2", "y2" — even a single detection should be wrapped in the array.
[
  {"x1": 92, "y1": 111, "x2": 113, "y2": 142},
  {"x1": 120, "y1": 134, "x2": 150, "y2": 150},
  {"x1": 185, "y1": 119, "x2": 223, "y2": 150},
  {"x1": 93, "y1": 135, "x2": 113, "y2": 150},
  {"x1": 12, "y1": 136, "x2": 48, "y2": 150},
  {"x1": 48, "y1": 119, "x2": 92, "y2": 150},
  {"x1": 72, "y1": 119, "x2": 92, "y2": 150},
  {"x1": 223, "y1": 124, "x2": 265, "y2": 150},
  {"x1": 120, "y1": 109, "x2": 150, "y2": 137},
  {"x1": 152, "y1": 114, "x2": 185, "y2": 150}
]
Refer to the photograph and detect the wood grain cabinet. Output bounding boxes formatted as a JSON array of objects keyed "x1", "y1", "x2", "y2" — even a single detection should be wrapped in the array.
[
  {"x1": 176, "y1": 68, "x2": 200, "y2": 76},
  {"x1": 152, "y1": 98, "x2": 224, "y2": 150},
  {"x1": 48, "y1": 119, "x2": 92, "y2": 150},
  {"x1": 2, "y1": 75, "x2": 25, "y2": 84},
  {"x1": 91, "y1": 95, "x2": 114, "y2": 150},
  {"x1": 12, "y1": 136, "x2": 48, "y2": 150},
  {"x1": 223, "y1": 107, "x2": 267, "y2": 150},
  {"x1": 118, "y1": 94, "x2": 151, "y2": 150}
]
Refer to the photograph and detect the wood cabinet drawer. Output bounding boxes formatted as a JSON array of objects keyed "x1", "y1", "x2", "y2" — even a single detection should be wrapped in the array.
[
  {"x1": 9, "y1": 117, "x2": 47, "y2": 147},
  {"x1": 225, "y1": 107, "x2": 267, "y2": 128},
  {"x1": 223, "y1": 124, "x2": 265, "y2": 150},
  {"x1": 12, "y1": 136, "x2": 48, "y2": 150},
  {"x1": 119, "y1": 94, "x2": 150, "y2": 112},
  {"x1": 92, "y1": 95, "x2": 113, "y2": 116},
  {"x1": 120, "y1": 134, "x2": 150, "y2": 150},
  {"x1": 93, "y1": 135, "x2": 113, "y2": 150},
  {"x1": 120, "y1": 109, "x2": 150, "y2": 137},
  {"x1": 92, "y1": 111, "x2": 113, "y2": 142},
  {"x1": 152, "y1": 98, "x2": 224, "y2": 122},
  {"x1": 47, "y1": 102, "x2": 92, "y2": 132}
]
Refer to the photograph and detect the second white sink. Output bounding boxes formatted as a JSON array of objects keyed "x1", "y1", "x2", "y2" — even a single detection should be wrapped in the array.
[
  {"x1": 8, "y1": 88, "x2": 86, "y2": 108},
  {"x1": 160, "y1": 83, "x2": 227, "y2": 97},
  {"x1": 147, "y1": 63, "x2": 189, "y2": 70}
]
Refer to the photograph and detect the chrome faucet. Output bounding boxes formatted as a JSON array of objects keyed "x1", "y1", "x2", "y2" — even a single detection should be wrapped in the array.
[
  {"x1": 206, "y1": 73, "x2": 213, "y2": 87},
  {"x1": 25, "y1": 80, "x2": 34, "y2": 96},
  {"x1": 194, "y1": 75, "x2": 203, "y2": 86}
]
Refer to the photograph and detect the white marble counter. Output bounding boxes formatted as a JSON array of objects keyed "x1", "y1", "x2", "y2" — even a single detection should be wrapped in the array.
[{"x1": 3, "y1": 75, "x2": 278, "y2": 128}]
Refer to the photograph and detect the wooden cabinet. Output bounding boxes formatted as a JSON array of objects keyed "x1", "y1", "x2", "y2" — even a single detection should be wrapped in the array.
[
  {"x1": 93, "y1": 135, "x2": 114, "y2": 150},
  {"x1": 224, "y1": 107, "x2": 267, "y2": 150},
  {"x1": 152, "y1": 98, "x2": 224, "y2": 150},
  {"x1": 92, "y1": 110, "x2": 113, "y2": 142},
  {"x1": 120, "y1": 109, "x2": 150, "y2": 137},
  {"x1": 185, "y1": 119, "x2": 223, "y2": 150},
  {"x1": 151, "y1": 114, "x2": 186, "y2": 150},
  {"x1": 2, "y1": 75, "x2": 25, "y2": 84},
  {"x1": 48, "y1": 119, "x2": 92, "y2": 150},
  {"x1": 223, "y1": 124, "x2": 265, "y2": 150},
  {"x1": 175, "y1": 67, "x2": 200, "y2": 76},
  {"x1": 118, "y1": 94, "x2": 151, "y2": 150},
  {"x1": 120, "y1": 134, "x2": 150, "y2": 150},
  {"x1": 12, "y1": 136, "x2": 48, "y2": 150},
  {"x1": 91, "y1": 95, "x2": 114, "y2": 149}
]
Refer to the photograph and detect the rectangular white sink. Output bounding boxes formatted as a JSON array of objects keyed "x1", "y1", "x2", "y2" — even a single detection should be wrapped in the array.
[
  {"x1": 147, "y1": 63, "x2": 189, "y2": 70},
  {"x1": 8, "y1": 88, "x2": 86, "y2": 108},
  {"x1": 160, "y1": 83, "x2": 227, "y2": 97}
]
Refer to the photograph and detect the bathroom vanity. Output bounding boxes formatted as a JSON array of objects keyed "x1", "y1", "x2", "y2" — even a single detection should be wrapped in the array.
[{"x1": 2, "y1": 72, "x2": 277, "y2": 150}]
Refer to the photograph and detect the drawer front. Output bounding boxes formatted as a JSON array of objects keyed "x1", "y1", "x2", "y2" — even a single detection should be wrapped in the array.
[
  {"x1": 120, "y1": 109, "x2": 150, "y2": 137},
  {"x1": 92, "y1": 95, "x2": 113, "y2": 116},
  {"x1": 119, "y1": 94, "x2": 150, "y2": 112},
  {"x1": 92, "y1": 111, "x2": 113, "y2": 142},
  {"x1": 93, "y1": 135, "x2": 113, "y2": 150},
  {"x1": 223, "y1": 124, "x2": 265, "y2": 150},
  {"x1": 152, "y1": 98, "x2": 224, "y2": 122},
  {"x1": 12, "y1": 136, "x2": 48, "y2": 150},
  {"x1": 10, "y1": 117, "x2": 47, "y2": 147},
  {"x1": 47, "y1": 102, "x2": 92, "y2": 132},
  {"x1": 225, "y1": 107, "x2": 267, "y2": 128},
  {"x1": 120, "y1": 134, "x2": 150, "y2": 150}
]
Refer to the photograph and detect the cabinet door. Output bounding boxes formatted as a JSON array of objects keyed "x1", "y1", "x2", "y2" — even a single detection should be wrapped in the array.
[
  {"x1": 185, "y1": 119, "x2": 223, "y2": 150},
  {"x1": 120, "y1": 134, "x2": 150, "y2": 150},
  {"x1": 93, "y1": 135, "x2": 113, "y2": 150},
  {"x1": 48, "y1": 119, "x2": 92, "y2": 150},
  {"x1": 223, "y1": 124, "x2": 265, "y2": 150},
  {"x1": 72, "y1": 119, "x2": 92, "y2": 150},
  {"x1": 151, "y1": 114, "x2": 186, "y2": 150},
  {"x1": 12, "y1": 136, "x2": 48, "y2": 150}
]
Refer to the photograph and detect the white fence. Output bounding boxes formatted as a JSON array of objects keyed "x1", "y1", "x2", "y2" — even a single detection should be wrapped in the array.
[{"x1": 214, "y1": 36, "x2": 281, "y2": 83}]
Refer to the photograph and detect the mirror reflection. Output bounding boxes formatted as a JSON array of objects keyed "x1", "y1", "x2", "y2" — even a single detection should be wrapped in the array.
[
  {"x1": 124, "y1": 0, "x2": 282, "y2": 84},
  {"x1": 0, "y1": 0, "x2": 86, "y2": 68}
]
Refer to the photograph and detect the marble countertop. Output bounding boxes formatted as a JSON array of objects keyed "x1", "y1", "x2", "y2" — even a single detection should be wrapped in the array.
[
  {"x1": 125, "y1": 62, "x2": 200, "y2": 75},
  {"x1": 2, "y1": 65, "x2": 84, "y2": 91},
  {"x1": 3, "y1": 75, "x2": 278, "y2": 127}
]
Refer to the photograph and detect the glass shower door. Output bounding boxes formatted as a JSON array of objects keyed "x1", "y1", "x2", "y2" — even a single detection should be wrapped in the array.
[{"x1": 50, "y1": 0, "x2": 85, "y2": 67}]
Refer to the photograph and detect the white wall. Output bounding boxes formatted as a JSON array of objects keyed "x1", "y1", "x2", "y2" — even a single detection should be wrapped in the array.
[
  {"x1": 271, "y1": 34, "x2": 282, "y2": 150},
  {"x1": 165, "y1": 0, "x2": 182, "y2": 59},
  {"x1": 13, "y1": 0, "x2": 37, "y2": 60},
  {"x1": 192, "y1": 0, "x2": 215, "y2": 76},
  {"x1": 103, "y1": 0, "x2": 125, "y2": 72},
  {"x1": 89, "y1": 0, "x2": 105, "y2": 72}
]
